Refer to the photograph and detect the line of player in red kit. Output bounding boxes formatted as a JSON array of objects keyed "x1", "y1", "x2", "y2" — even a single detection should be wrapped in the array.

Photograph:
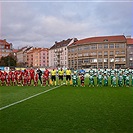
[{"x1": 0, "y1": 68, "x2": 50, "y2": 87}]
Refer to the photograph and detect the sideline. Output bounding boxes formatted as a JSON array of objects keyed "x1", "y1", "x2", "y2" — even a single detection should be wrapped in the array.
[{"x1": 0, "y1": 85, "x2": 63, "y2": 111}]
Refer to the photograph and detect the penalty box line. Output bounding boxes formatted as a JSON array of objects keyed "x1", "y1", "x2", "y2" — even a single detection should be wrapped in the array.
[{"x1": 0, "y1": 85, "x2": 63, "y2": 111}]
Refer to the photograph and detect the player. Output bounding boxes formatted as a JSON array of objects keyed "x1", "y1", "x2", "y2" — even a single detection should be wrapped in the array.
[
  {"x1": 112, "y1": 74, "x2": 117, "y2": 87},
  {"x1": 131, "y1": 72, "x2": 133, "y2": 87},
  {"x1": 89, "y1": 67, "x2": 95, "y2": 76},
  {"x1": 17, "y1": 72, "x2": 22, "y2": 86},
  {"x1": 118, "y1": 73, "x2": 123, "y2": 87},
  {"x1": 97, "y1": 72, "x2": 103, "y2": 87},
  {"x1": 79, "y1": 68, "x2": 85, "y2": 75},
  {"x1": 34, "y1": 72, "x2": 39, "y2": 86},
  {"x1": 89, "y1": 74, "x2": 95, "y2": 87},
  {"x1": 43, "y1": 68, "x2": 50, "y2": 86},
  {"x1": 80, "y1": 74, "x2": 85, "y2": 87},
  {"x1": 72, "y1": 72, "x2": 78, "y2": 87},
  {"x1": 125, "y1": 74, "x2": 130, "y2": 87},
  {"x1": 117, "y1": 67, "x2": 123, "y2": 76},
  {"x1": 23, "y1": 72, "x2": 28, "y2": 86},
  {"x1": 6, "y1": 73, "x2": 11, "y2": 86},
  {"x1": 123, "y1": 68, "x2": 130, "y2": 86},
  {"x1": 27, "y1": 72, "x2": 31, "y2": 86},
  {"x1": 110, "y1": 67, "x2": 116, "y2": 86},
  {"x1": 29, "y1": 67, "x2": 35, "y2": 85},
  {"x1": 1, "y1": 73, "x2": 5, "y2": 86},
  {"x1": 103, "y1": 73, "x2": 108, "y2": 86}
]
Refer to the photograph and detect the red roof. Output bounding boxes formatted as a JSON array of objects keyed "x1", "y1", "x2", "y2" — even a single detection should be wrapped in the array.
[
  {"x1": 13, "y1": 49, "x2": 18, "y2": 53},
  {"x1": 126, "y1": 38, "x2": 133, "y2": 44},
  {"x1": 0, "y1": 39, "x2": 11, "y2": 45},
  {"x1": 70, "y1": 35, "x2": 126, "y2": 46}
]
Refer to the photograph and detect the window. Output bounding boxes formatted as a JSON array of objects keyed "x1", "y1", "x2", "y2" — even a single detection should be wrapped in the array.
[
  {"x1": 91, "y1": 44, "x2": 97, "y2": 49},
  {"x1": 98, "y1": 52, "x2": 102, "y2": 55},
  {"x1": 78, "y1": 54, "x2": 82, "y2": 57},
  {"x1": 121, "y1": 58, "x2": 126, "y2": 62},
  {"x1": 115, "y1": 58, "x2": 120, "y2": 62},
  {"x1": 78, "y1": 47, "x2": 83, "y2": 51},
  {"x1": 98, "y1": 44, "x2": 103, "y2": 49},
  {"x1": 121, "y1": 51, "x2": 125, "y2": 54},
  {"x1": 120, "y1": 43, "x2": 125, "y2": 48},
  {"x1": 84, "y1": 53, "x2": 88, "y2": 56},
  {"x1": 104, "y1": 58, "x2": 108, "y2": 62},
  {"x1": 116, "y1": 51, "x2": 119, "y2": 54},
  {"x1": 83, "y1": 45, "x2": 90, "y2": 50},
  {"x1": 91, "y1": 52, "x2": 96, "y2": 56},
  {"x1": 109, "y1": 44, "x2": 114, "y2": 48},
  {"x1": 110, "y1": 51, "x2": 114, "y2": 55},
  {"x1": 98, "y1": 58, "x2": 102, "y2": 62},
  {"x1": 130, "y1": 57, "x2": 133, "y2": 61},
  {"x1": 115, "y1": 43, "x2": 125, "y2": 48},
  {"x1": 104, "y1": 44, "x2": 108, "y2": 49},
  {"x1": 104, "y1": 51, "x2": 108, "y2": 55},
  {"x1": 110, "y1": 58, "x2": 114, "y2": 62}
]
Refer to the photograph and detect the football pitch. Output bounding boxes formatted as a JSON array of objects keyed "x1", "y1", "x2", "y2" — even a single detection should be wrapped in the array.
[{"x1": 0, "y1": 84, "x2": 132, "y2": 133}]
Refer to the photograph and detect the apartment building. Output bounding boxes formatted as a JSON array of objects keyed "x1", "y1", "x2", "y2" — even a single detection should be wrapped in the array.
[
  {"x1": 0, "y1": 39, "x2": 13, "y2": 59},
  {"x1": 126, "y1": 36, "x2": 133, "y2": 68},
  {"x1": 68, "y1": 35, "x2": 127, "y2": 69},
  {"x1": 16, "y1": 46, "x2": 33, "y2": 66},
  {"x1": 27, "y1": 47, "x2": 49, "y2": 67},
  {"x1": 49, "y1": 38, "x2": 77, "y2": 68},
  {"x1": 40, "y1": 48, "x2": 49, "y2": 67}
]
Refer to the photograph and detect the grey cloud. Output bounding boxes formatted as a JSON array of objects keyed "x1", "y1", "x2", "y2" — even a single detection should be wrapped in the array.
[{"x1": 1, "y1": 1, "x2": 132, "y2": 48}]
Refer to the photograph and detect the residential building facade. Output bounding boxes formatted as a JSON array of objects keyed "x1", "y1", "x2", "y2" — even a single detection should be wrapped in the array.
[
  {"x1": 16, "y1": 46, "x2": 33, "y2": 67},
  {"x1": 49, "y1": 38, "x2": 77, "y2": 68},
  {"x1": 0, "y1": 39, "x2": 13, "y2": 59},
  {"x1": 27, "y1": 47, "x2": 49, "y2": 67},
  {"x1": 126, "y1": 36, "x2": 133, "y2": 68},
  {"x1": 68, "y1": 35, "x2": 127, "y2": 69}
]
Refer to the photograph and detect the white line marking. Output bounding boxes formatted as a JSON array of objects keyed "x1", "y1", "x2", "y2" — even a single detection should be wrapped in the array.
[{"x1": 0, "y1": 85, "x2": 63, "y2": 111}]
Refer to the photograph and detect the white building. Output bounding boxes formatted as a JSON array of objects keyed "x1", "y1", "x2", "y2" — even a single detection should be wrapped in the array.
[{"x1": 49, "y1": 38, "x2": 77, "y2": 68}]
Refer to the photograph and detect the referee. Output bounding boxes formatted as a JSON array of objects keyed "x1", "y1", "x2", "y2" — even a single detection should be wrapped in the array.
[
  {"x1": 51, "y1": 68, "x2": 57, "y2": 86},
  {"x1": 65, "y1": 68, "x2": 72, "y2": 85},
  {"x1": 58, "y1": 68, "x2": 64, "y2": 85}
]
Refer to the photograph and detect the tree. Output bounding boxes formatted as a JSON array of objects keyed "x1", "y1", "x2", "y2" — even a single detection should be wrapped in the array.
[{"x1": 0, "y1": 55, "x2": 17, "y2": 67}]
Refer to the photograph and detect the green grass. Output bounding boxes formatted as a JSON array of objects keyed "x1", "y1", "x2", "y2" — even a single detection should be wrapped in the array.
[{"x1": 0, "y1": 84, "x2": 133, "y2": 133}]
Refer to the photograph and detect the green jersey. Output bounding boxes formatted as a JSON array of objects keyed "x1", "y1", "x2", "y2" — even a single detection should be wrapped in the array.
[
  {"x1": 110, "y1": 69, "x2": 116, "y2": 76},
  {"x1": 89, "y1": 69, "x2": 95, "y2": 76}
]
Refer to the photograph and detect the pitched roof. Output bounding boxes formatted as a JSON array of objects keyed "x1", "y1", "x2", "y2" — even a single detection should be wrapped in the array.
[
  {"x1": 50, "y1": 38, "x2": 74, "y2": 49},
  {"x1": 0, "y1": 39, "x2": 12, "y2": 45},
  {"x1": 126, "y1": 38, "x2": 133, "y2": 44},
  {"x1": 70, "y1": 35, "x2": 126, "y2": 46}
]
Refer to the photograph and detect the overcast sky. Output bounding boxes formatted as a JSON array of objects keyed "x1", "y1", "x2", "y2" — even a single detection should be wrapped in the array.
[{"x1": 0, "y1": 0, "x2": 132, "y2": 49}]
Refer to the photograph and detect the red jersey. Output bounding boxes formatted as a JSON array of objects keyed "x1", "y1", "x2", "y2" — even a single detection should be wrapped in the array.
[
  {"x1": 0, "y1": 71, "x2": 3, "y2": 80},
  {"x1": 3, "y1": 71, "x2": 7, "y2": 77},
  {"x1": 7, "y1": 74, "x2": 11, "y2": 83},
  {"x1": 28, "y1": 75, "x2": 31, "y2": 82},
  {"x1": 12, "y1": 74, "x2": 16, "y2": 82},
  {"x1": 44, "y1": 70, "x2": 49, "y2": 77},
  {"x1": 9, "y1": 71, "x2": 13, "y2": 78},
  {"x1": 29, "y1": 69, "x2": 35, "y2": 76},
  {"x1": 14, "y1": 70, "x2": 18, "y2": 80},
  {"x1": 1, "y1": 74, "x2": 5, "y2": 81},
  {"x1": 43, "y1": 74, "x2": 49, "y2": 80},
  {"x1": 34, "y1": 74, "x2": 38, "y2": 82},
  {"x1": 23, "y1": 69, "x2": 28, "y2": 76},
  {"x1": 80, "y1": 75, "x2": 84, "y2": 81}
]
